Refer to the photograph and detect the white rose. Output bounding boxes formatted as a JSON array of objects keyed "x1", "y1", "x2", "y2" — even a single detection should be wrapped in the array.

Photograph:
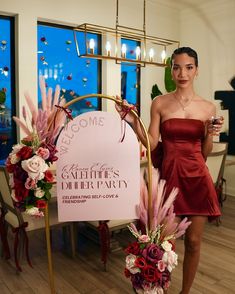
[
  {"x1": 11, "y1": 144, "x2": 23, "y2": 154},
  {"x1": 34, "y1": 188, "x2": 45, "y2": 198},
  {"x1": 161, "y1": 240, "x2": 172, "y2": 252},
  {"x1": 125, "y1": 254, "x2": 140, "y2": 274},
  {"x1": 22, "y1": 155, "x2": 48, "y2": 180},
  {"x1": 139, "y1": 287, "x2": 164, "y2": 294},
  {"x1": 162, "y1": 250, "x2": 178, "y2": 272},
  {"x1": 25, "y1": 207, "x2": 44, "y2": 217},
  {"x1": 10, "y1": 153, "x2": 20, "y2": 164}
]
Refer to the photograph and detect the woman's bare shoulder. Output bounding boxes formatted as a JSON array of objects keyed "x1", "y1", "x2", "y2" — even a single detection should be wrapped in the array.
[
  {"x1": 196, "y1": 96, "x2": 216, "y2": 118},
  {"x1": 197, "y1": 96, "x2": 216, "y2": 109},
  {"x1": 152, "y1": 93, "x2": 172, "y2": 106}
]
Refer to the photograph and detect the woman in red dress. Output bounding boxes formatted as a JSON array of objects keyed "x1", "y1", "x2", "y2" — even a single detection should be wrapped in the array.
[{"x1": 116, "y1": 47, "x2": 223, "y2": 294}]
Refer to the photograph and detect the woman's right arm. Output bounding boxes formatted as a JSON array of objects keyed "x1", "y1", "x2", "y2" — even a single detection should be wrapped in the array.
[{"x1": 115, "y1": 97, "x2": 161, "y2": 150}]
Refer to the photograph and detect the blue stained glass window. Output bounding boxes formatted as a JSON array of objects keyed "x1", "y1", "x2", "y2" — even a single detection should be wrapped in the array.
[
  {"x1": 121, "y1": 39, "x2": 140, "y2": 113},
  {"x1": 37, "y1": 23, "x2": 101, "y2": 117},
  {"x1": 0, "y1": 16, "x2": 16, "y2": 165}
]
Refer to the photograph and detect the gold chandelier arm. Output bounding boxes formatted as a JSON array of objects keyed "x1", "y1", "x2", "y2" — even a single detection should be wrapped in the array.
[
  {"x1": 116, "y1": 0, "x2": 146, "y2": 32},
  {"x1": 63, "y1": 94, "x2": 153, "y2": 230}
]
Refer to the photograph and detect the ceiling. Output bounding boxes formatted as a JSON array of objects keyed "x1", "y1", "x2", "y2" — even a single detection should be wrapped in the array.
[{"x1": 147, "y1": 0, "x2": 212, "y2": 10}]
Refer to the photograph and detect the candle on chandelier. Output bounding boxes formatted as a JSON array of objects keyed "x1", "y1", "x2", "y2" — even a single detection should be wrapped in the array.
[
  {"x1": 136, "y1": 46, "x2": 141, "y2": 60},
  {"x1": 121, "y1": 43, "x2": 127, "y2": 58},
  {"x1": 105, "y1": 41, "x2": 111, "y2": 56},
  {"x1": 161, "y1": 49, "x2": 166, "y2": 63},
  {"x1": 149, "y1": 48, "x2": 154, "y2": 62},
  {"x1": 89, "y1": 38, "x2": 95, "y2": 54}
]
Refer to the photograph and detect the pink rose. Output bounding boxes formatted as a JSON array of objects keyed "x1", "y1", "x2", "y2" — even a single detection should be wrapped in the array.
[
  {"x1": 36, "y1": 147, "x2": 50, "y2": 160},
  {"x1": 157, "y1": 260, "x2": 166, "y2": 272},
  {"x1": 21, "y1": 155, "x2": 48, "y2": 180},
  {"x1": 138, "y1": 234, "x2": 150, "y2": 243},
  {"x1": 25, "y1": 177, "x2": 37, "y2": 189}
]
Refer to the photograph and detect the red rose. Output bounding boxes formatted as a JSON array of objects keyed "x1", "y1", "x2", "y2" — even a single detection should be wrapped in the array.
[
  {"x1": 14, "y1": 184, "x2": 29, "y2": 201},
  {"x1": 44, "y1": 170, "x2": 54, "y2": 183},
  {"x1": 6, "y1": 157, "x2": 16, "y2": 173},
  {"x1": 169, "y1": 240, "x2": 176, "y2": 251},
  {"x1": 36, "y1": 200, "x2": 47, "y2": 209},
  {"x1": 143, "y1": 265, "x2": 162, "y2": 283},
  {"x1": 135, "y1": 257, "x2": 147, "y2": 269},
  {"x1": 142, "y1": 243, "x2": 164, "y2": 264},
  {"x1": 17, "y1": 146, "x2": 33, "y2": 160},
  {"x1": 125, "y1": 241, "x2": 141, "y2": 255},
  {"x1": 124, "y1": 268, "x2": 131, "y2": 278},
  {"x1": 13, "y1": 165, "x2": 28, "y2": 182}
]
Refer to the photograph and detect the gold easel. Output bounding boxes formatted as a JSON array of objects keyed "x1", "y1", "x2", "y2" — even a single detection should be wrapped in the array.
[{"x1": 45, "y1": 94, "x2": 153, "y2": 293}]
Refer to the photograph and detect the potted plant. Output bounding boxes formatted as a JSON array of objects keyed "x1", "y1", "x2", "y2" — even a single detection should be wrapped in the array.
[{"x1": 151, "y1": 57, "x2": 176, "y2": 99}]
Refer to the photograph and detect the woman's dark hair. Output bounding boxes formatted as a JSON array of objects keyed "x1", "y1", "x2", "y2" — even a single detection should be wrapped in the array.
[{"x1": 171, "y1": 47, "x2": 198, "y2": 67}]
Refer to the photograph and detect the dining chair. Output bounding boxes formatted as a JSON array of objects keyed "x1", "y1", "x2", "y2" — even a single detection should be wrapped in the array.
[
  {"x1": 0, "y1": 166, "x2": 76, "y2": 272},
  {"x1": 206, "y1": 142, "x2": 228, "y2": 225}
]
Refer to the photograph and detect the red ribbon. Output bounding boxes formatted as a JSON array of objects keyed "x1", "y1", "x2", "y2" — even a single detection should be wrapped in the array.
[
  {"x1": 55, "y1": 105, "x2": 73, "y2": 120},
  {"x1": 120, "y1": 104, "x2": 137, "y2": 120},
  {"x1": 0, "y1": 208, "x2": 11, "y2": 260},
  {"x1": 119, "y1": 103, "x2": 137, "y2": 143},
  {"x1": 12, "y1": 222, "x2": 31, "y2": 272},
  {"x1": 98, "y1": 220, "x2": 110, "y2": 268}
]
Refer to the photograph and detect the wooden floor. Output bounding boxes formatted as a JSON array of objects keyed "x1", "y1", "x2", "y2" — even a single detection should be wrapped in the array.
[{"x1": 0, "y1": 196, "x2": 234, "y2": 294}]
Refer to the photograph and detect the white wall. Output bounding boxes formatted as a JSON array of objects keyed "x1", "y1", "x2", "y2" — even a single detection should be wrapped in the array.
[
  {"x1": 179, "y1": 0, "x2": 235, "y2": 196},
  {"x1": 179, "y1": 0, "x2": 235, "y2": 99}
]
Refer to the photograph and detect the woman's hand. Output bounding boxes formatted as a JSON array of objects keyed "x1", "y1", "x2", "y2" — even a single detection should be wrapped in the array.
[
  {"x1": 206, "y1": 116, "x2": 224, "y2": 136},
  {"x1": 115, "y1": 96, "x2": 137, "y2": 124}
]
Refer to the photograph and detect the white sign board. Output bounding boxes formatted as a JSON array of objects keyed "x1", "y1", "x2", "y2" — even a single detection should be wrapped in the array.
[{"x1": 56, "y1": 111, "x2": 140, "y2": 221}]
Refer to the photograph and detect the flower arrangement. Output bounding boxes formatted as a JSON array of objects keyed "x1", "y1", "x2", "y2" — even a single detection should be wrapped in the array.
[
  {"x1": 124, "y1": 169, "x2": 191, "y2": 294},
  {"x1": 5, "y1": 77, "x2": 66, "y2": 217}
]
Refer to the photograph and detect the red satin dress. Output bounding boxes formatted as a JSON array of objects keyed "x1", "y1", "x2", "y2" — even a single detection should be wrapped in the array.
[{"x1": 160, "y1": 118, "x2": 221, "y2": 219}]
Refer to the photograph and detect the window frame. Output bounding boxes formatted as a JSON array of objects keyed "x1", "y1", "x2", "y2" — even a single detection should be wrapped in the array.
[
  {"x1": 0, "y1": 15, "x2": 16, "y2": 163},
  {"x1": 37, "y1": 21, "x2": 102, "y2": 113},
  {"x1": 120, "y1": 38, "x2": 141, "y2": 115}
]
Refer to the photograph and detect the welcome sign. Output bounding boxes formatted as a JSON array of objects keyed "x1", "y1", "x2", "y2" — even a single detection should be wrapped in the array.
[{"x1": 56, "y1": 111, "x2": 140, "y2": 221}]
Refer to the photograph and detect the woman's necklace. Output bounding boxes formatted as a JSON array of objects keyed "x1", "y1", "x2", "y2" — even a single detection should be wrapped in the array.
[{"x1": 173, "y1": 92, "x2": 195, "y2": 111}]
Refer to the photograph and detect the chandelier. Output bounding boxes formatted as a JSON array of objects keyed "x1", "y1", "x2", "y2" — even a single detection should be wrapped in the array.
[{"x1": 73, "y1": 0, "x2": 179, "y2": 67}]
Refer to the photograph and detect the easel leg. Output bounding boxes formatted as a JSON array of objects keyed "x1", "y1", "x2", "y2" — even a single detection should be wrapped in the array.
[{"x1": 45, "y1": 204, "x2": 56, "y2": 294}]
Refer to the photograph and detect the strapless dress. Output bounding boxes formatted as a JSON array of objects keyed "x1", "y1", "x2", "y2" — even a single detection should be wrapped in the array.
[{"x1": 160, "y1": 118, "x2": 221, "y2": 219}]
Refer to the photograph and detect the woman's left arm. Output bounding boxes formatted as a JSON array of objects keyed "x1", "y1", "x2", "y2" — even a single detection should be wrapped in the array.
[
  {"x1": 202, "y1": 102, "x2": 224, "y2": 159},
  {"x1": 202, "y1": 126, "x2": 213, "y2": 159}
]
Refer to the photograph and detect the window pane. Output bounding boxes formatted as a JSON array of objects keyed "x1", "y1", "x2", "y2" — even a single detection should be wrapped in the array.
[
  {"x1": 0, "y1": 16, "x2": 16, "y2": 165},
  {"x1": 37, "y1": 23, "x2": 101, "y2": 117},
  {"x1": 121, "y1": 39, "x2": 140, "y2": 112}
]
